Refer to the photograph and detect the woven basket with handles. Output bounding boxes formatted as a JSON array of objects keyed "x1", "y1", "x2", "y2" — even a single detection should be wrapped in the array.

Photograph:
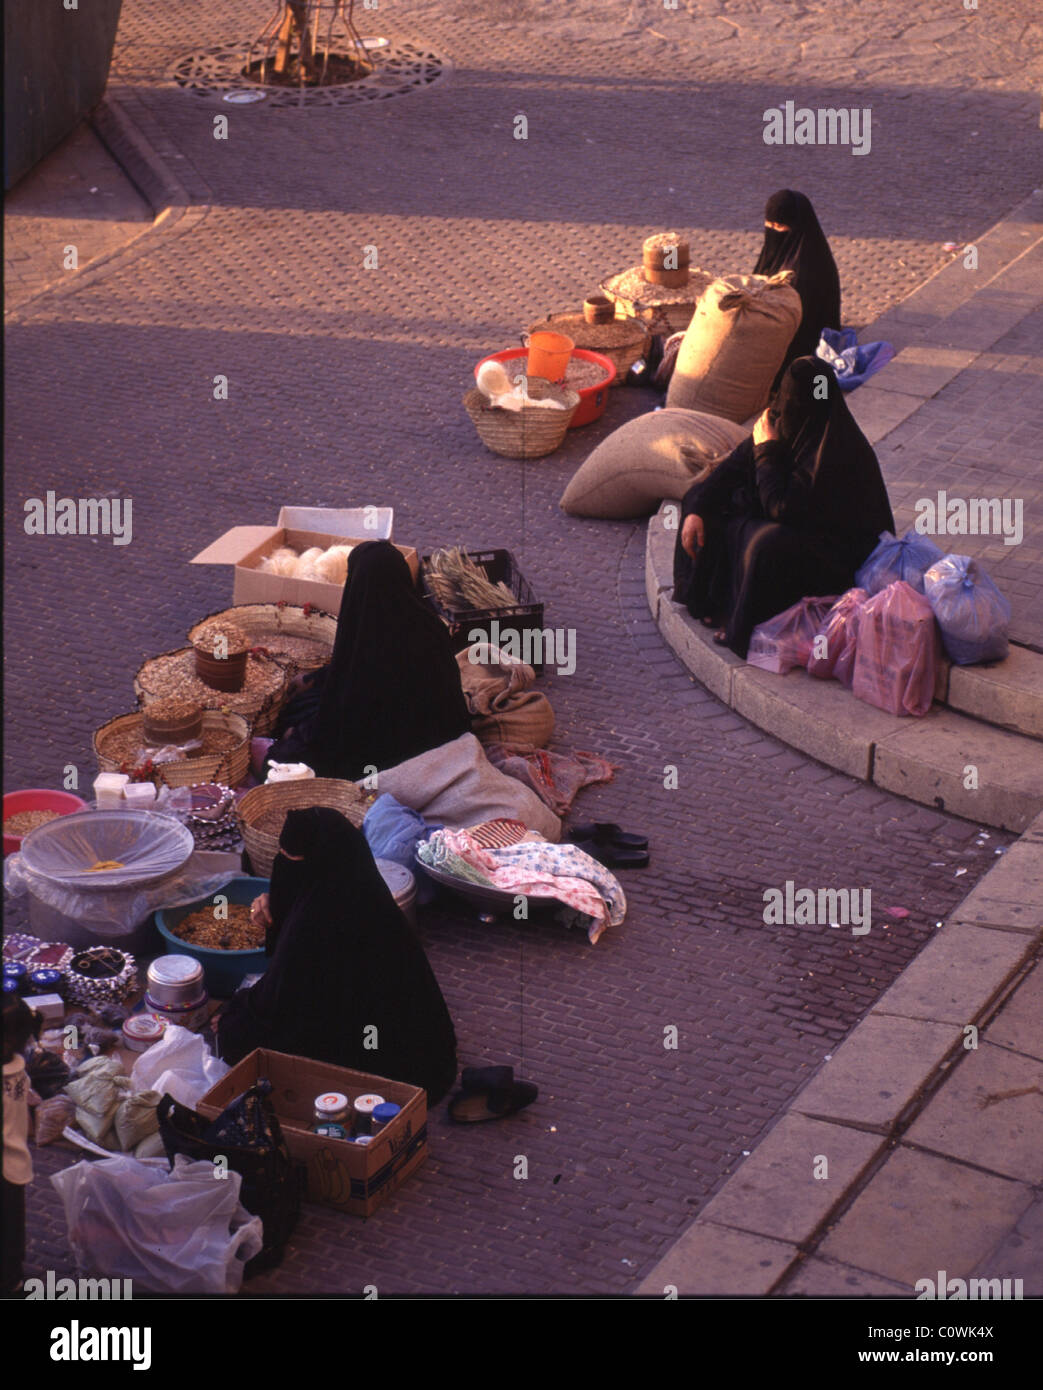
[
  {"x1": 236, "y1": 777, "x2": 369, "y2": 877},
  {"x1": 94, "y1": 710, "x2": 250, "y2": 789},
  {"x1": 463, "y1": 376, "x2": 579, "y2": 459},
  {"x1": 188, "y1": 604, "x2": 336, "y2": 676},
  {"x1": 135, "y1": 647, "x2": 289, "y2": 737}
]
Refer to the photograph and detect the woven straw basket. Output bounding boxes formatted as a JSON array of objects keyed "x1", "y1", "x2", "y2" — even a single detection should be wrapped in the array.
[
  {"x1": 463, "y1": 377, "x2": 579, "y2": 459},
  {"x1": 94, "y1": 710, "x2": 251, "y2": 789},
  {"x1": 135, "y1": 647, "x2": 289, "y2": 737},
  {"x1": 188, "y1": 604, "x2": 336, "y2": 676},
  {"x1": 236, "y1": 777, "x2": 369, "y2": 877},
  {"x1": 528, "y1": 312, "x2": 650, "y2": 387}
]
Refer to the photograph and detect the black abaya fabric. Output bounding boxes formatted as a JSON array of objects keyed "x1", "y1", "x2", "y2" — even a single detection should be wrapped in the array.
[
  {"x1": 218, "y1": 808, "x2": 458, "y2": 1105},
  {"x1": 271, "y1": 540, "x2": 470, "y2": 780},
  {"x1": 754, "y1": 189, "x2": 842, "y2": 370},
  {"x1": 674, "y1": 358, "x2": 895, "y2": 657}
]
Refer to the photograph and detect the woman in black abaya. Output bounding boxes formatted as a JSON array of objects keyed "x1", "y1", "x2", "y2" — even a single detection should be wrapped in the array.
[
  {"x1": 754, "y1": 189, "x2": 842, "y2": 374},
  {"x1": 269, "y1": 539, "x2": 470, "y2": 779},
  {"x1": 673, "y1": 357, "x2": 894, "y2": 659},
  {"x1": 218, "y1": 808, "x2": 458, "y2": 1105}
]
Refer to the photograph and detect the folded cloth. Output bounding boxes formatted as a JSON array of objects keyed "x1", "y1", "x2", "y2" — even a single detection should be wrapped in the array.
[
  {"x1": 484, "y1": 744, "x2": 615, "y2": 817},
  {"x1": 363, "y1": 793, "x2": 442, "y2": 904},
  {"x1": 371, "y1": 732, "x2": 561, "y2": 842}
]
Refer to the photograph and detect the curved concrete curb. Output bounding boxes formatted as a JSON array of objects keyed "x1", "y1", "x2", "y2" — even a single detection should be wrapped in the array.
[
  {"x1": 646, "y1": 508, "x2": 1043, "y2": 833},
  {"x1": 4, "y1": 92, "x2": 210, "y2": 322},
  {"x1": 635, "y1": 812, "x2": 1043, "y2": 1297}
]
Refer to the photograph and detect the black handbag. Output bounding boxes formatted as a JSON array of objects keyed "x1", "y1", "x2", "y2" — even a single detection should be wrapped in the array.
[{"x1": 157, "y1": 1081, "x2": 305, "y2": 1276}]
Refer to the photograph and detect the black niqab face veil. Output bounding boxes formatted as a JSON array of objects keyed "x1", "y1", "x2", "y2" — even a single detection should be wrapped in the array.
[
  {"x1": 754, "y1": 189, "x2": 842, "y2": 363},
  {"x1": 308, "y1": 540, "x2": 471, "y2": 780}
]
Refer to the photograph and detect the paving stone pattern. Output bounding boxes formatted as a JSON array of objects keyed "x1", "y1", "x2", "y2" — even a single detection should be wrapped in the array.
[{"x1": 4, "y1": 0, "x2": 1037, "y2": 1295}]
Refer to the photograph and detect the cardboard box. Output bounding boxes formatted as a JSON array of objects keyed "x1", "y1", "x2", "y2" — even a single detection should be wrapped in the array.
[
  {"x1": 192, "y1": 508, "x2": 419, "y2": 613},
  {"x1": 197, "y1": 1048, "x2": 428, "y2": 1217}
]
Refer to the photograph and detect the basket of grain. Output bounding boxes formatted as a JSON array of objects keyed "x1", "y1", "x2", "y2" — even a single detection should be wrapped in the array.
[
  {"x1": 463, "y1": 376, "x2": 579, "y2": 459},
  {"x1": 94, "y1": 711, "x2": 251, "y2": 789},
  {"x1": 135, "y1": 647, "x2": 290, "y2": 737},
  {"x1": 189, "y1": 604, "x2": 336, "y2": 676},
  {"x1": 527, "y1": 311, "x2": 651, "y2": 388},
  {"x1": 236, "y1": 778, "x2": 369, "y2": 877}
]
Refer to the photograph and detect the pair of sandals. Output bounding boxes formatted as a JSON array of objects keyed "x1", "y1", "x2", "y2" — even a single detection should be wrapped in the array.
[
  {"x1": 568, "y1": 821, "x2": 649, "y2": 870},
  {"x1": 700, "y1": 615, "x2": 729, "y2": 646},
  {"x1": 448, "y1": 1065, "x2": 538, "y2": 1124}
]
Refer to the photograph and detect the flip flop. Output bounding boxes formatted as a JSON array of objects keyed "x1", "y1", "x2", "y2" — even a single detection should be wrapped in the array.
[
  {"x1": 573, "y1": 838, "x2": 650, "y2": 871},
  {"x1": 569, "y1": 822, "x2": 649, "y2": 852}
]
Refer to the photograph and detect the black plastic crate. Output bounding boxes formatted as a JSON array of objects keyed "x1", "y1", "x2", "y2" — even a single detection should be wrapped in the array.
[{"x1": 421, "y1": 548, "x2": 546, "y2": 672}]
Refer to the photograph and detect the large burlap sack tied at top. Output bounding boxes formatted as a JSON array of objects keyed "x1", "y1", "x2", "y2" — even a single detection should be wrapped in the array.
[
  {"x1": 666, "y1": 273, "x2": 802, "y2": 423},
  {"x1": 559, "y1": 408, "x2": 749, "y2": 519}
]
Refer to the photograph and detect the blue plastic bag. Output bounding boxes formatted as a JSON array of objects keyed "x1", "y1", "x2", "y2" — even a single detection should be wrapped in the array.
[
  {"x1": 362, "y1": 793, "x2": 441, "y2": 904},
  {"x1": 816, "y1": 328, "x2": 896, "y2": 391},
  {"x1": 923, "y1": 555, "x2": 1011, "y2": 665},
  {"x1": 855, "y1": 530, "x2": 945, "y2": 596}
]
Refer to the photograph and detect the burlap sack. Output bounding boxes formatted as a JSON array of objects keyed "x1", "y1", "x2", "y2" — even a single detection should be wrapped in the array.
[
  {"x1": 559, "y1": 408, "x2": 749, "y2": 519},
  {"x1": 666, "y1": 273, "x2": 802, "y2": 423},
  {"x1": 455, "y1": 644, "x2": 555, "y2": 748}
]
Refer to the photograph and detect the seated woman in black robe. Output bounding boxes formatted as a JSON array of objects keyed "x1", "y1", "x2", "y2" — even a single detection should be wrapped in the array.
[
  {"x1": 218, "y1": 807, "x2": 458, "y2": 1106},
  {"x1": 754, "y1": 189, "x2": 842, "y2": 378},
  {"x1": 673, "y1": 357, "x2": 895, "y2": 659},
  {"x1": 269, "y1": 539, "x2": 471, "y2": 780}
]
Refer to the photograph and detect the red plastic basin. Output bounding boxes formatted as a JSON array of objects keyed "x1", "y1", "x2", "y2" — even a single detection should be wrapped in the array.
[
  {"x1": 474, "y1": 347, "x2": 616, "y2": 428},
  {"x1": 3, "y1": 789, "x2": 89, "y2": 856}
]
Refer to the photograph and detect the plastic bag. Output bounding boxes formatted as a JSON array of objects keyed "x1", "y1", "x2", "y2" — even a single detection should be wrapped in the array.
[
  {"x1": 130, "y1": 1024, "x2": 228, "y2": 1108},
  {"x1": 852, "y1": 580, "x2": 939, "y2": 716},
  {"x1": 51, "y1": 1154, "x2": 263, "y2": 1295},
  {"x1": 807, "y1": 588, "x2": 868, "y2": 687},
  {"x1": 816, "y1": 328, "x2": 895, "y2": 391},
  {"x1": 855, "y1": 530, "x2": 944, "y2": 596},
  {"x1": 747, "y1": 596, "x2": 839, "y2": 674},
  {"x1": 923, "y1": 554, "x2": 1011, "y2": 665},
  {"x1": 114, "y1": 1088, "x2": 161, "y2": 1151},
  {"x1": 64, "y1": 1056, "x2": 126, "y2": 1144},
  {"x1": 33, "y1": 1095, "x2": 76, "y2": 1145}
]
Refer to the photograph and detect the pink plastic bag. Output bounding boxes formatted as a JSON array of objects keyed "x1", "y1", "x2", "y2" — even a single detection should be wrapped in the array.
[
  {"x1": 807, "y1": 588, "x2": 868, "y2": 687},
  {"x1": 747, "y1": 595, "x2": 838, "y2": 674},
  {"x1": 852, "y1": 581, "x2": 939, "y2": 716}
]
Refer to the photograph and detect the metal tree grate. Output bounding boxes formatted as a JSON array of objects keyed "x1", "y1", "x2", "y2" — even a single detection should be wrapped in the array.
[{"x1": 170, "y1": 39, "x2": 448, "y2": 108}]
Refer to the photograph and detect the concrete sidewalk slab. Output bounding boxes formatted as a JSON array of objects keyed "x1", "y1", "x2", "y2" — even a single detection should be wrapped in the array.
[
  {"x1": 784, "y1": 1257, "x2": 914, "y2": 1298},
  {"x1": 948, "y1": 648, "x2": 1043, "y2": 740},
  {"x1": 969, "y1": 1197, "x2": 1043, "y2": 1296},
  {"x1": 904, "y1": 1043, "x2": 1043, "y2": 1184},
  {"x1": 692, "y1": 1113, "x2": 884, "y2": 1246},
  {"x1": 636, "y1": 1221, "x2": 797, "y2": 1297},
  {"x1": 870, "y1": 922, "x2": 1034, "y2": 1027},
  {"x1": 818, "y1": 1147, "x2": 1036, "y2": 1287},
  {"x1": 984, "y1": 963, "x2": 1043, "y2": 1063},
  {"x1": 791, "y1": 1015, "x2": 960, "y2": 1133}
]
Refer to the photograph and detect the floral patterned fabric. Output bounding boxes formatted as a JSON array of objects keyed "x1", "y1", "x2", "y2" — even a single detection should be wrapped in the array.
[{"x1": 417, "y1": 829, "x2": 625, "y2": 944}]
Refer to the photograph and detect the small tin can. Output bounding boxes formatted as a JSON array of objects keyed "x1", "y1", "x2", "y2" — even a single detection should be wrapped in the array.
[
  {"x1": 28, "y1": 968, "x2": 64, "y2": 996},
  {"x1": 372, "y1": 1102, "x2": 401, "y2": 1131},
  {"x1": 2, "y1": 976, "x2": 20, "y2": 996},
  {"x1": 352, "y1": 1093, "x2": 385, "y2": 1136},
  {"x1": 352, "y1": 1134, "x2": 374, "y2": 1147},
  {"x1": 314, "y1": 1122, "x2": 348, "y2": 1141},
  {"x1": 3, "y1": 962, "x2": 28, "y2": 990},
  {"x1": 143, "y1": 992, "x2": 210, "y2": 1033}
]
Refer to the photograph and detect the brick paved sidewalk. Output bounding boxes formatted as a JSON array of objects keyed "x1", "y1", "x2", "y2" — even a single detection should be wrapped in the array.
[{"x1": 3, "y1": 0, "x2": 1040, "y2": 1297}]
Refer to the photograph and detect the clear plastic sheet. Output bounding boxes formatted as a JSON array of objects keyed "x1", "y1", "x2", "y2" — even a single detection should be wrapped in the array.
[{"x1": 18, "y1": 809, "x2": 194, "y2": 890}]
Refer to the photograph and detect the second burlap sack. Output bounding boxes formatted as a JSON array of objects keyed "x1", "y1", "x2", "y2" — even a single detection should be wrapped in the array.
[{"x1": 666, "y1": 273, "x2": 802, "y2": 423}]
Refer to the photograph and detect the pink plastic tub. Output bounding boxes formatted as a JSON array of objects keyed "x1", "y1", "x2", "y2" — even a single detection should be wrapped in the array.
[
  {"x1": 3, "y1": 789, "x2": 88, "y2": 856},
  {"x1": 475, "y1": 347, "x2": 616, "y2": 427}
]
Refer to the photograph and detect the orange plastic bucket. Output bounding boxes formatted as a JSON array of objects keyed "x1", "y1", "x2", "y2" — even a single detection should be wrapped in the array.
[{"x1": 525, "y1": 330, "x2": 573, "y2": 382}]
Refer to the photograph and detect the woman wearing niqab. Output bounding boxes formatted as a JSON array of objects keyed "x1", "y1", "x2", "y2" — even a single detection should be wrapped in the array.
[
  {"x1": 269, "y1": 540, "x2": 471, "y2": 779},
  {"x1": 755, "y1": 190, "x2": 842, "y2": 373},
  {"x1": 218, "y1": 807, "x2": 458, "y2": 1105},
  {"x1": 673, "y1": 357, "x2": 895, "y2": 658}
]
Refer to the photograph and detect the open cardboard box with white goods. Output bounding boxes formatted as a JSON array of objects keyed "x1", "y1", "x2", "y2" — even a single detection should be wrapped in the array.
[{"x1": 190, "y1": 506, "x2": 419, "y2": 612}]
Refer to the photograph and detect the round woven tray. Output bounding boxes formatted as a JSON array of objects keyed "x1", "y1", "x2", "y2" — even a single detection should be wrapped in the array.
[
  {"x1": 600, "y1": 265, "x2": 714, "y2": 335},
  {"x1": 188, "y1": 604, "x2": 336, "y2": 676},
  {"x1": 94, "y1": 710, "x2": 251, "y2": 789},
  {"x1": 463, "y1": 377, "x2": 579, "y2": 459},
  {"x1": 527, "y1": 311, "x2": 651, "y2": 387},
  {"x1": 236, "y1": 777, "x2": 369, "y2": 877},
  {"x1": 134, "y1": 647, "x2": 289, "y2": 737}
]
